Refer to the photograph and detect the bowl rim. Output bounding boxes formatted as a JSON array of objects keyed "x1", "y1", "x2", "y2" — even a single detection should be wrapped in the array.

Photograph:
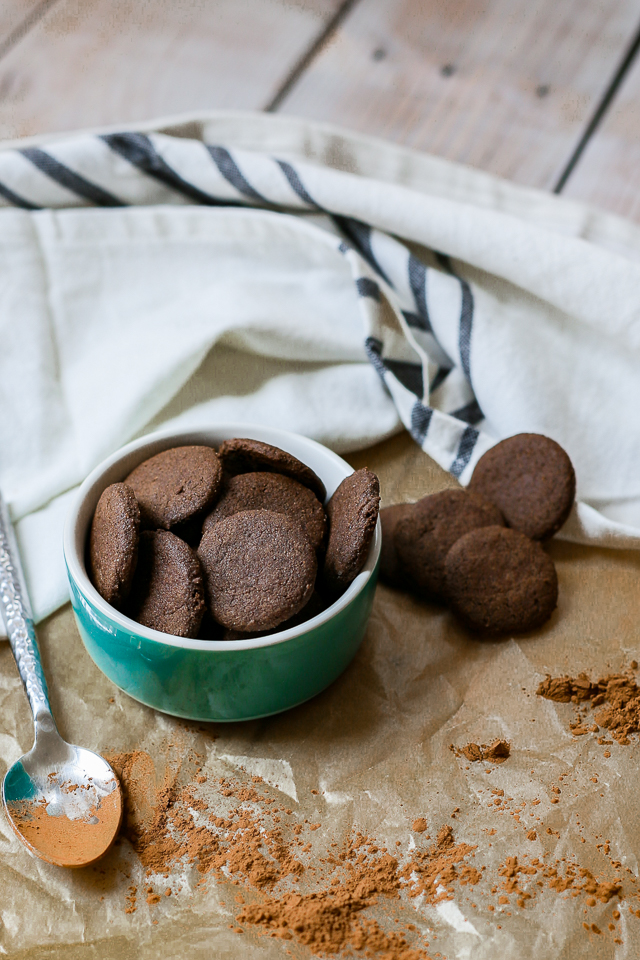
[{"x1": 63, "y1": 422, "x2": 381, "y2": 653}]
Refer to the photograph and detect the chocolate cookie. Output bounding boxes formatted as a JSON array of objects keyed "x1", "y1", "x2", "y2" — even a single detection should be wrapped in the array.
[
  {"x1": 202, "y1": 472, "x2": 327, "y2": 552},
  {"x1": 393, "y1": 490, "x2": 504, "y2": 601},
  {"x1": 468, "y1": 433, "x2": 575, "y2": 541},
  {"x1": 379, "y1": 503, "x2": 415, "y2": 589},
  {"x1": 445, "y1": 525, "x2": 558, "y2": 636},
  {"x1": 128, "y1": 530, "x2": 206, "y2": 638},
  {"x1": 220, "y1": 590, "x2": 328, "y2": 641},
  {"x1": 219, "y1": 438, "x2": 326, "y2": 503},
  {"x1": 125, "y1": 445, "x2": 222, "y2": 531},
  {"x1": 322, "y1": 469, "x2": 380, "y2": 597},
  {"x1": 89, "y1": 483, "x2": 140, "y2": 609},
  {"x1": 197, "y1": 509, "x2": 317, "y2": 632}
]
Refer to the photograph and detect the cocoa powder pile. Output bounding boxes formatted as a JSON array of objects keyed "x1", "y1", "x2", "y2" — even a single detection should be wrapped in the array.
[
  {"x1": 450, "y1": 740, "x2": 511, "y2": 764},
  {"x1": 537, "y1": 664, "x2": 640, "y2": 744}
]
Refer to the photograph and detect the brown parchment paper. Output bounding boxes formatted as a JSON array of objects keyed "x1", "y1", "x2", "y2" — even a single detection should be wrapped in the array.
[{"x1": 2, "y1": 431, "x2": 640, "y2": 960}]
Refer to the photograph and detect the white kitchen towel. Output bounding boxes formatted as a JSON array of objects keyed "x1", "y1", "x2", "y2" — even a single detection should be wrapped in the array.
[{"x1": 2, "y1": 110, "x2": 640, "y2": 634}]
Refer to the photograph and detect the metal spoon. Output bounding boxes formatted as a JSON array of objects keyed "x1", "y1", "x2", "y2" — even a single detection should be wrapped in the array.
[{"x1": 0, "y1": 492, "x2": 122, "y2": 867}]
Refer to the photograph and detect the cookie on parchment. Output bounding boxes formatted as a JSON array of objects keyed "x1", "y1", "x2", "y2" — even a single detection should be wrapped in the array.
[
  {"x1": 445, "y1": 525, "x2": 558, "y2": 636},
  {"x1": 322, "y1": 469, "x2": 380, "y2": 597},
  {"x1": 393, "y1": 489, "x2": 504, "y2": 601},
  {"x1": 89, "y1": 482, "x2": 140, "y2": 609},
  {"x1": 218, "y1": 438, "x2": 326, "y2": 503},
  {"x1": 202, "y1": 471, "x2": 327, "y2": 552},
  {"x1": 198, "y1": 509, "x2": 317, "y2": 632},
  {"x1": 379, "y1": 503, "x2": 415, "y2": 590},
  {"x1": 125, "y1": 445, "x2": 222, "y2": 531},
  {"x1": 128, "y1": 530, "x2": 206, "y2": 638},
  {"x1": 468, "y1": 433, "x2": 575, "y2": 541}
]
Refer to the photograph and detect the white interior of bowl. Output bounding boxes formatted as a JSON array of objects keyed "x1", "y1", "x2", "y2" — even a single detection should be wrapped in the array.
[{"x1": 63, "y1": 423, "x2": 381, "y2": 651}]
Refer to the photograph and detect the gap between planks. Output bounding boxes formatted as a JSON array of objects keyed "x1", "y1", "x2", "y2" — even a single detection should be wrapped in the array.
[
  {"x1": 265, "y1": 0, "x2": 363, "y2": 113},
  {"x1": 554, "y1": 13, "x2": 640, "y2": 194}
]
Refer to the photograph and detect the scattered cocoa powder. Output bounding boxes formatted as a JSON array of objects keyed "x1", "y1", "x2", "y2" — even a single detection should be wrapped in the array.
[
  {"x1": 493, "y1": 855, "x2": 621, "y2": 909},
  {"x1": 237, "y1": 843, "x2": 427, "y2": 958},
  {"x1": 106, "y1": 750, "x2": 187, "y2": 874},
  {"x1": 102, "y1": 742, "x2": 635, "y2": 956},
  {"x1": 105, "y1": 750, "x2": 485, "y2": 956},
  {"x1": 401, "y1": 825, "x2": 481, "y2": 901},
  {"x1": 538, "y1": 670, "x2": 640, "y2": 743},
  {"x1": 450, "y1": 739, "x2": 511, "y2": 763},
  {"x1": 124, "y1": 884, "x2": 137, "y2": 914}
]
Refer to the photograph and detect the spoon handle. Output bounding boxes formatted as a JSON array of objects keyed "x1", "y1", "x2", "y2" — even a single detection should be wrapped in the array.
[{"x1": 0, "y1": 492, "x2": 54, "y2": 729}]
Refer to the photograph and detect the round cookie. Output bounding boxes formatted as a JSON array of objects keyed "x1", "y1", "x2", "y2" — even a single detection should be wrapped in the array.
[
  {"x1": 220, "y1": 590, "x2": 328, "y2": 641},
  {"x1": 128, "y1": 530, "x2": 206, "y2": 638},
  {"x1": 379, "y1": 503, "x2": 415, "y2": 589},
  {"x1": 89, "y1": 482, "x2": 140, "y2": 609},
  {"x1": 445, "y1": 525, "x2": 558, "y2": 636},
  {"x1": 202, "y1": 472, "x2": 327, "y2": 552},
  {"x1": 218, "y1": 438, "x2": 326, "y2": 503},
  {"x1": 125, "y1": 445, "x2": 222, "y2": 531},
  {"x1": 393, "y1": 490, "x2": 504, "y2": 601},
  {"x1": 468, "y1": 433, "x2": 575, "y2": 541},
  {"x1": 322, "y1": 469, "x2": 380, "y2": 597},
  {"x1": 197, "y1": 509, "x2": 317, "y2": 632}
]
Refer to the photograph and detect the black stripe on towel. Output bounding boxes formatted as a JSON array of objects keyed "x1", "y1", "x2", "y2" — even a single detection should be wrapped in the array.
[
  {"x1": 408, "y1": 254, "x2": 432, "y2": 332},
  {"x1": 436, "y1": 252, "x2": 474, "y2": 381},
  {"x1": 364, "y1": 336, "x2": 387, "y2": 380},
  {"x1": 364, "y1": 336, "x2": 424, "y2": 399},
  {"x1": 402, "y1": 310, "x2": 428, "y2": 331},
  {"x1": 276, "y1": 160, "x2": 320, "y2": 208},
  {"x1": 207, "y1": 146, "x2": 269, "y2": 204},
  {"x1": 20, "y1": 147, "x2": 124, "y2": 206},
  {"x1": 430, "y1": 366, "x2": 451, "y2": 393},
  {"x1": 384, "y1": 359, "x2": 424, "y2": 399},
  {"x1": 450, "y1": 425, "x2": 479, "y2": 478},
  {"x1": 332, "y1": 216, "x2": 393, "y2": 286},
  {"x1": 101, "y1": 133, "x2": 232, "y2": 206},
  {"x1": 356, "y1": 277, "x2": 381, "y2": 301},
  {"x1": 458, "y1": 280, "x2": 474, "y2": 380},
  {"x1": 451, "y1": 399, "x2": 484, "y2": 425},
  {"x1": 0, "y1": 179, "x2": 40, "y2": 209},
  {"x1": 411, "y1": 402, "x2": 433, "y2": 445}
]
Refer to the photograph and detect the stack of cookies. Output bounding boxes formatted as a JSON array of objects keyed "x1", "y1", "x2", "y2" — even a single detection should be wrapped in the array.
[
  {"x1": 380, "y1": 434, "x2": 575, "y2": 636},
  {"x1": 88, "y1": 439, "x2": 380, "y2": 640}
]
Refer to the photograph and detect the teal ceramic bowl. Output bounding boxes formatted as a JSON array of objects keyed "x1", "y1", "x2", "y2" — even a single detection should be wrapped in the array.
[{"x1": 63, "y1": 424, "x2": 380, "y2": 722}]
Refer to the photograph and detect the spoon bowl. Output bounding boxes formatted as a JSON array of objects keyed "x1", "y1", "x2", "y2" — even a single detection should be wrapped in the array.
[{"x1": 3, "y1": 727, "x2": 121, "y2": 868}]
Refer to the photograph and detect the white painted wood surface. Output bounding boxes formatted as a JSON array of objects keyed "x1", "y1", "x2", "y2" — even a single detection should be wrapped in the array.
[
  {"x1": 0, "y1": 0, "x2": 341, "y2": 140},
  {"x1": 562, "y1": 51, "x2": 640, "y2": 222},
  {"x1": 0, "y1": 0, "x2": 48, "y2": 44},
  {"x1": 276, "y1": 0, "x2": 640, "y2": 191}
]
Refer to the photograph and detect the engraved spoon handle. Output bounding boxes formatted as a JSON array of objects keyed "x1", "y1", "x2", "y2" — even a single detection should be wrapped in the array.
[{"x1": 0, "y1": 492, "x2": 54, "y2": 728}]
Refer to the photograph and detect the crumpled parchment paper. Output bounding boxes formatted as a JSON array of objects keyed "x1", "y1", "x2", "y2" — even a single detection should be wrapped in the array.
[{"x1": 1, "y1": 431, "x2": 639, "y2": 960}]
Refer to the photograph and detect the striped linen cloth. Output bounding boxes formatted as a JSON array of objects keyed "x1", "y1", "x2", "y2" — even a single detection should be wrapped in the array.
[{"x1": 1, "y1": 111, "x2": 640, "y2": 631}]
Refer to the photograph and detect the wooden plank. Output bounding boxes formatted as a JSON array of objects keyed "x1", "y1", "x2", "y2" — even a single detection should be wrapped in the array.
[
  {"x1": 277, "y1": 0, "x2": 640, "y2": 190},
  {"x1": 561, "y1": 48, "x2": 640, "y2": 221},
  {"x1": 0, "y1": 0, "x2": 51, "y2": 49},
  {"x1": 0, "y1": 0, "x2": 342, "y2": 140}
]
